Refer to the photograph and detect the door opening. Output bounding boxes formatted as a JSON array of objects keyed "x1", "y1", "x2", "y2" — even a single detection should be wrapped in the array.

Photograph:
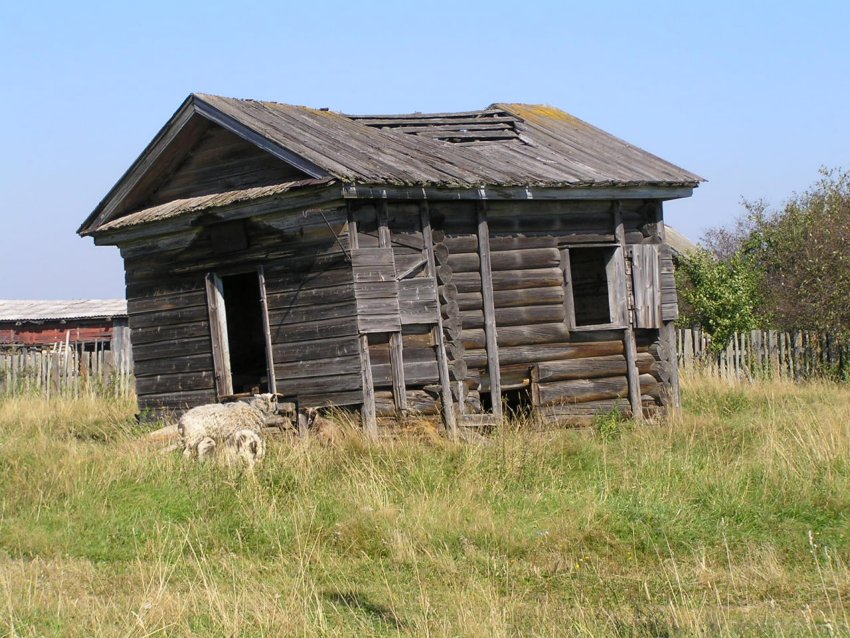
[{"x1": 220, "y1": 272, "x2": 269, "y2": 393}]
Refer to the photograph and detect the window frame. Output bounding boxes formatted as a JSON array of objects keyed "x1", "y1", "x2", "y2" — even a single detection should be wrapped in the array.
[{"x1": 559, "y1": 243, "x2": 629, "y2": 332}]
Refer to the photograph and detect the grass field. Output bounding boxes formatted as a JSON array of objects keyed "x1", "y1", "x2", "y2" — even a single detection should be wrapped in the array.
[{"x1": 1, "y1": 374, "x2": 849, "y2": 636}]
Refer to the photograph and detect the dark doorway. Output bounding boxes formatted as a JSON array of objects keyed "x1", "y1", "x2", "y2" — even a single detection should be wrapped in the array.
[
  {"x1": 569, "y1": 247, "x2": 614, "y2": 326},
  {"x1": 221, "y1": 272, "x2": 268, "y2": 393}
]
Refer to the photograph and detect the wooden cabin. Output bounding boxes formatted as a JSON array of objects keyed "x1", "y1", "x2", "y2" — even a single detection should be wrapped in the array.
[{"x1": 78, "y1": 94, "x2": 702, "y2": 430}]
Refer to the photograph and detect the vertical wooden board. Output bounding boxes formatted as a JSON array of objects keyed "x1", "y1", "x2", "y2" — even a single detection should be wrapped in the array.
[
  {"x1": 257, "y1": 267, "x2": 277, "y2": 396},
  {"x1": 632, "y1": 244, "x2": 662, "y2": 329},
  {"x1": 421, "y1": 201, "x2": 457, "y2": 435},
  {"x1": 379, "y1": 200, "x2": 407, "y2": 412},
  {"x1": 613, "y1": 202, "x2": 643, "y2": 419},
  {"x1": 205, "y1": 273, "x2": 233, "y2": 397},
  {"x1": 477, "y1": 203, "x2": 502, "y2": 419}
]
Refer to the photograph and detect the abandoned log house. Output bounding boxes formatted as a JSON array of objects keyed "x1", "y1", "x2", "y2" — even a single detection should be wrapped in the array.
[{"x1": 77, "y1": 94, "x2": 702, "y2": 431}]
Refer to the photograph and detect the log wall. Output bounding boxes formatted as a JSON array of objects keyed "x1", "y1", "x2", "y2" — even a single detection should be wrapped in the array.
[{"x1": 428, "y1": 198, "x2": 676, "y2": 422}]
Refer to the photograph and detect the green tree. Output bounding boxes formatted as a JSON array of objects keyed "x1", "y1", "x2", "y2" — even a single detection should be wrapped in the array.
[{"x1": 676, "y1": 249, "x2": 762, "y2": 353}]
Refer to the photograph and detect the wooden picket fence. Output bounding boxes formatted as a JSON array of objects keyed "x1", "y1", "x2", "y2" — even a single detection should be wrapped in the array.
[
  {"x1": 677, "y1": 327, "x2": 849, "y2": 381},
  {"x1": 0, "y1": 330, "x2": 134, "y2": 399}
]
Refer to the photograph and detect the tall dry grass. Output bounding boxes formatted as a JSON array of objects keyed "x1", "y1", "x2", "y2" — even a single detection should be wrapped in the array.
[{"x1": 1, "y1": 375, "x2": 849, "y2": 636}]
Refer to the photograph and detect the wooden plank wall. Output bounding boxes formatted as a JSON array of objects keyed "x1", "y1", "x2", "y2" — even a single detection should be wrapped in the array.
[
  {"x1": 122, "y1": 199, "x2": 361, "y2": 416},
  {"x1": 350, "y1": 201, "x2": 445, "y2": 418}
]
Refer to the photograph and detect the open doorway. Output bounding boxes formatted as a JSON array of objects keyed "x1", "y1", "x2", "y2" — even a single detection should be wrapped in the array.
[{"x1": 220, "y1": 272, "x2": 269, "y2": 393}]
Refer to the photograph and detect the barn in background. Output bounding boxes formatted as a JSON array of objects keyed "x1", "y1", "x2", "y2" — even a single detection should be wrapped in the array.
[
  {"x1": 78, "y1": 94, "x2": 701, "y2": 431},
  {"x1": 0, "y1": 299, "x2": 130, "y2": 354}
]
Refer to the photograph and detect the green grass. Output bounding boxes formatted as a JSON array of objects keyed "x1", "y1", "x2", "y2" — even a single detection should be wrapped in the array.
[{"x1": 1, "y1": 376, "x2": 849, "y2": 636}]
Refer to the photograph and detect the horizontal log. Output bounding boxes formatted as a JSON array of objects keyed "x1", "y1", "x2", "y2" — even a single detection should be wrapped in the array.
[
  {"x1": 375, "y1": 390, "x2": 439, "y2": 416},
  {"x1": 535, "y1": 373, "x2": 657, "y2": 406},
  {"x1": 534, "y1": 352, "x2": 656, "y2": 383},
  {"x1": 464, "y1": 340, "x2": 623, "y2": 368},
  {"x1": 536, "y1": 399, "x2": 632, "y2": 418},
  {"x1": 447, "y1": 248, "x2": 561, "y2": 273},
  {"x1": 453, "y1": 268, "x2": 563, "y2": 293},
  {"x1": 442, "y1": 235, "x2": 557, "y2": 253},
  {"x1": 455, "y1": 286, "x2": 564, "y2": 311},
  {"x1": 462, "y1": 322, "x2": 571, "y2": 349},
  {"x1": 460, "y1": 304, "x2": 565, "y2": 330}
]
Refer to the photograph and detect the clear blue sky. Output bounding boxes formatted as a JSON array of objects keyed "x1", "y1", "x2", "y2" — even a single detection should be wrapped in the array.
[{"x1": 2, "y1": 0, "x2": 848, "y2": 299}]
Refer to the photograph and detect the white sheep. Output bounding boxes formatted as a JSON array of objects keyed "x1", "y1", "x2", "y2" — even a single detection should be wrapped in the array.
[{"x1": 178, "y1": 394, "x2": 276, "y2": 465}]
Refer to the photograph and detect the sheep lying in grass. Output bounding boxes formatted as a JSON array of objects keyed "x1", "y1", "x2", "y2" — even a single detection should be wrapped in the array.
[
  {"x1": 178, "y1": 394, "x2": 276, "y2": 466},
  {"x1": 301, "y1": 407, "x2": 342, "y2": 446}
]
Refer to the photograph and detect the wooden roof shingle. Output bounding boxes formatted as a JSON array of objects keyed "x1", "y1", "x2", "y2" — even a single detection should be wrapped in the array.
[{"x1": 80, "y1": 94, "x2": 703, "y2": 236}]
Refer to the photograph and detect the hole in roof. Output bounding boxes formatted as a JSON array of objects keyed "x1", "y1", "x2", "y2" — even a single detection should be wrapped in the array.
[{"x1": 353, "y1": 110, "x2": 525, "y2": 146}]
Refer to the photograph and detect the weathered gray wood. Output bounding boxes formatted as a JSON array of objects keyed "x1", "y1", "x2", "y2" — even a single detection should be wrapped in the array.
[
  {"x1": 135, "y1": 370, "x2": 216, "y2": 395},
  {"x1": 133, "y1": 353, "x2": 214, "y2": 377},
  {"x1": 459, "y1": 304, "x2": 566, "y2": 330},
  {"x1": 477, "y1": 203, "x2": 502, "y2": 419},
  {"x1": 349, "y1": 208, "x2": 376, "y2": 436},
  {"x1": 204, "y1": 273, "x2": 233, "y2": 398},
  {"x1": 613, "y1": 202, "x2": 643, "y2": 419},
  {"x1": 462, "y1": 322, "x2": 571, "y2": 349},
  {"x1": 455, "y1": 286, "x2": 565, "y2": 311},
  {"x1": 535, "y1": 373, "x2": 657, "y2": 406},
  {"x1": 465, "y1": 340, "x2": 624, "y2": 368},
  {"x1": 442, "y1": 235, "x2": 557, "y2": 253},
  {"x1": 453, "y1": 268, "x2": 563, "y2": 293},
  {"x1": 660, "y1": 322, "x2": 680, "y2": 409},
  {"x1": 379, "y1": 200, "x2": 407, "y2": 413},
  {"x1": 421, "y1": 201, "x2": 457, "y2": 435},
  {"x1": 632, "y1": 244, "x2": 662, "y2": 329},
  {"x1": 534, "y1": 352, "x2": 656, "y2": 383},
  {"x1": 272, "y1": 335, "x2": 360, "y2": 363},
  {"x1": 257, "y1": 267, "x2": 277, "y2": 396},
  {"x1": 447, "y1": 248, "x2": 561, "y2": 273}
]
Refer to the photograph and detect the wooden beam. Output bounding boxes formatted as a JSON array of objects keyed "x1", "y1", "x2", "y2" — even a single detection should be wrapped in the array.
[
  {"x1": 378, "y1": 200, "x2": 407, "y2": 413},
  {"x1": 655, "y1": 211, "x2": 681, "y2": 410},
  {"x1": 342, "y1": 184, "x2": 696, "y2": 202},
  {"x1": 477, "y1": 202, "x2": 502, "y2": 419},
  {"x1": 204, "y1": 272, "x2": 233, "y2": 398},
  {"x1": 613, "y1": 202, "x2": 643, "y2": 420},
  {"x1": 257, "y1": 266, "x2": 277, "y2": 396},
  {"x1": 420, "y1": 201, "x2": 457, "y2": 436},
  {"x1": 349, "y1": 206, "x2": 377, "y2": 436}
]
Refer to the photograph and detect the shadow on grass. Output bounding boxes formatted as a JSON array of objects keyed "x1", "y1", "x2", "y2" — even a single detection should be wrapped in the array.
[{"x1": 323, "y1": 590, "x2": 406, "y2": 629}]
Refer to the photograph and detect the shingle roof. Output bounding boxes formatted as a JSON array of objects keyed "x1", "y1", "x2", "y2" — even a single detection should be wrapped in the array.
[
  {"x1": 196, "y1": 94, "x2": 702, "y2": 188},
  {"x1": 81, "y1": 94, "x2": 703, "y2": 236},
  {"x1": 0, "y1": 300, "x2": 127, "y2": 322}
]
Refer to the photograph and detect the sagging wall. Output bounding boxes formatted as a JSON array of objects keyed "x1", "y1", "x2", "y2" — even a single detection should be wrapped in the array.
[
  {"x1": 122, "y1": 199, "x2": 361, "y2": 417},
  {"x1": 347, "y1": 200, "x2": 449, "y2": 418}
]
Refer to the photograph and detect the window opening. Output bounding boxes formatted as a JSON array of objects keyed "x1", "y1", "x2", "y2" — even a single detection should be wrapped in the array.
[
  {"x1": 569, "y1": 247, "x2": 617, "y2": 327},
  {"x1": 221, "y1": 272, "x2": 269, "y2": 393}
]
